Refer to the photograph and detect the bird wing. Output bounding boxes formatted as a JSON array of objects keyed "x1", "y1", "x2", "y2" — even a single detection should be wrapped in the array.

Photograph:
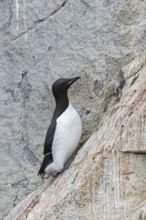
[
  {"x1": 38, "y1": 121, "x2": 56, "y2": 176},
  {"x1": 38, "y1": 153, "x2": 52, "y2": 176},
  {"x1": 43, "y1": 121, "x2": 56, "y2": 155},
  {"x1": 38, "y1": 108, "x2": 65, "y2": 176}
]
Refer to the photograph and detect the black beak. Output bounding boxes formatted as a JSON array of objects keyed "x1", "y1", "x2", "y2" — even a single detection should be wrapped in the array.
[{"x1": 67, "y1": 77, "x2": 80, "y2": 86}]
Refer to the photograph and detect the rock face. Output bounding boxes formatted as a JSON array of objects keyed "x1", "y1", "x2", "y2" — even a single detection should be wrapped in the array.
[
  {"x1": 0, "y1": 0, "x2": 146, "y2": 219},
  {"x1": 4, "y1": 64, "x2": 146, "y2": 220}
]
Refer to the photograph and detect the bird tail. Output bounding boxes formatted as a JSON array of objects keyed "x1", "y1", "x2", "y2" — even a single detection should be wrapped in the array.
[{"x1": 38, "y1": 153, "x2": 52, "y2": 177}]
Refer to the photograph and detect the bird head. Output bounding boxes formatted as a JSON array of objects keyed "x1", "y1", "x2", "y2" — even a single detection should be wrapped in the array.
[{"x1": 52, "y1": 77, "x2": 80, "y2": 97}]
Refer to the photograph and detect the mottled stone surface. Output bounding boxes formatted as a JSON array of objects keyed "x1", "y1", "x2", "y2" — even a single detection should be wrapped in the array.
[
  {"x1": 125, "y1": 201, "x2": 146, "y2": 220},
  {"x1": 4, "y1": 65, "x2": 146, "y2": 220},
  {"x1": 0, "y1": 0, "x2": 146, "y2": 219}
]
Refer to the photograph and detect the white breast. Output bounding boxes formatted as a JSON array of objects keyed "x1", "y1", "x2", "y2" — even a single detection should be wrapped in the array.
[{"x1": 52, "y1": 102, "x2": 82, "y2": 170}]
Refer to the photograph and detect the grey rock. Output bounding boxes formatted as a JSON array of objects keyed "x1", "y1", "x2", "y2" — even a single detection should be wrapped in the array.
[{"x1": 0, "y1": 0, "x2": 146, "y2": 219}]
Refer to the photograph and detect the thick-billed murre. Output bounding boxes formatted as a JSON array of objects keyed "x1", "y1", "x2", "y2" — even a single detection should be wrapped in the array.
[{"x1": 38, "y1": 77, "x2": 82, "y2": 177}]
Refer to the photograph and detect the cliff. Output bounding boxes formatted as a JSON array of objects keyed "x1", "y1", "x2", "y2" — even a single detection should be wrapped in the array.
[
  {"x1": 5, "y1": 63, "x2": 146, "y2": 220},
  {"x1": 0, "y1": 0, "x2": 146, "y2": 219}
]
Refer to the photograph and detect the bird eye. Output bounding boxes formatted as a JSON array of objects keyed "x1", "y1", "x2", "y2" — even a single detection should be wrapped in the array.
[{"x1": 62, "y1": 82, "x2": 66, "y2": 86}]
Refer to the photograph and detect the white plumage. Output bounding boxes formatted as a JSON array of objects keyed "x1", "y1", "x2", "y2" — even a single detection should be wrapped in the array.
[{"x1": 45, "y1": 103, "x2": 82, "y2": 175}]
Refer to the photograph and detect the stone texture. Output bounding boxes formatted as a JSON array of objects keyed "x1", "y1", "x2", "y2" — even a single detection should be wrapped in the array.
[
  {"x1": 4, "y1": 64, "x2": 146, "y2": 220},
  {"x1": 0, "y1": 0, "x2": 146, "y2": 219},
  {"x1": 125, "y1": 201, "x2": 146, "y2": 220}
]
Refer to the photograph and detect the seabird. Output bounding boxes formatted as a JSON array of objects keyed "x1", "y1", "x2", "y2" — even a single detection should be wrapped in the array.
[{"x1": 38, "y1": 77, "x2": 82, "y2": 177}]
